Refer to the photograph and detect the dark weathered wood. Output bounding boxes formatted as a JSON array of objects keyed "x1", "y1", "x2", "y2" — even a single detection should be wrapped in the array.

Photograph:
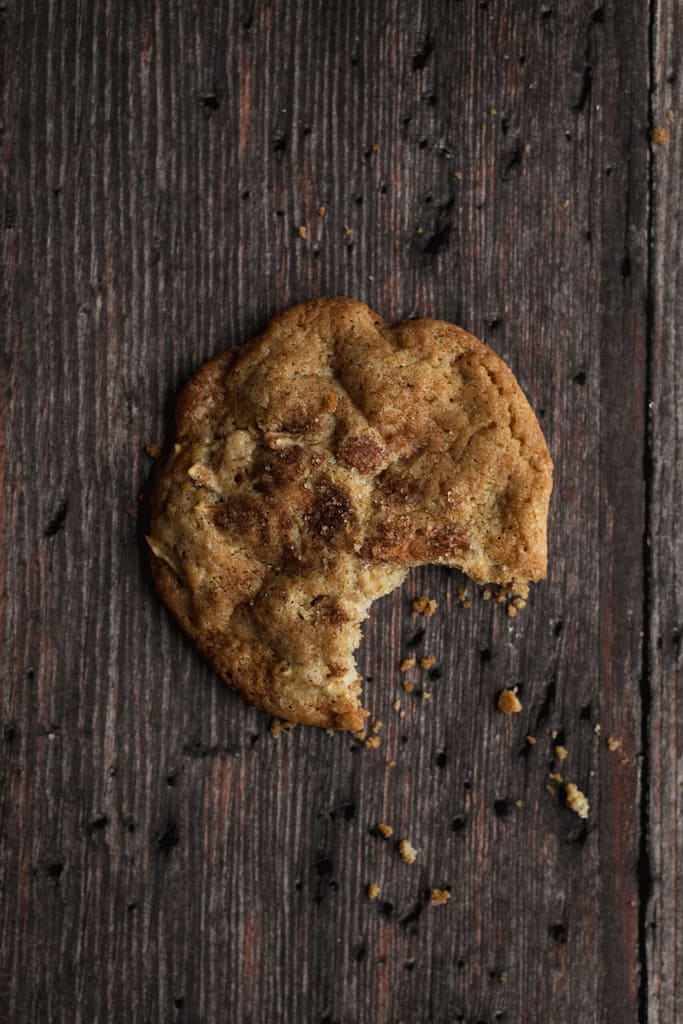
[
  {"x1": 646, "y1": 1, "x2": 683, "y2": 1020},
  {"x1": 0, "y1": 1, "x2": 655, "y2": 1021}
]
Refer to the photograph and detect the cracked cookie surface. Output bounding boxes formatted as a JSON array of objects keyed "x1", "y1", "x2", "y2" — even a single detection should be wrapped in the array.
[{"x1": 147, "y1": 297, "x2": 553, "y2": 730}]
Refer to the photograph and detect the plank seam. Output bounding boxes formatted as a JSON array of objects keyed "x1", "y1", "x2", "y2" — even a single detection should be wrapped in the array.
[{"x1": 638, "y1": 0, "x2": 657, "y2": 1020}]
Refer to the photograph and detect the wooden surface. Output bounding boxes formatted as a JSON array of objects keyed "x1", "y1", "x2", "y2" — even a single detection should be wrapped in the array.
[{"x1": 0, "y1": 2, "x2": 678, "y2": 1021}]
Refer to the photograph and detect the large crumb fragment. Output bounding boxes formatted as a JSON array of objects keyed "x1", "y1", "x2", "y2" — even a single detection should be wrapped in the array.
[
  {"x1": 367, "y1": 882, "x2": 380, "y2": 900},
  {"x1": 377, "y1": 822, "x2": 393, "y2": 839},
  {"x1": 401, "y1": 656, "x2": 416, "y2": 671},
  {"x1": 554, "y1": 745, "x2": 568, "y2": 761},
  {"x1": 564, "y1": 782, "x2": 590, "y2": 819},
  {"x1": 429, "y1": 888, "x2": 451, "y2": 906},
  {"x1": 419, "y1": 655, "x2": 436, "y2": 670},
  {"x1": 398, "y1": 839, "x2": 417, "y2": 864},
  {"x1": 497, "y1": 689, "x2": 522, "y2": 715}
]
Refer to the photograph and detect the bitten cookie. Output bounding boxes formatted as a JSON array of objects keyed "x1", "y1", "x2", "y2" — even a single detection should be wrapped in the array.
[{"x1": 147, "y1": 298, "x2": 552, "y2": 730}]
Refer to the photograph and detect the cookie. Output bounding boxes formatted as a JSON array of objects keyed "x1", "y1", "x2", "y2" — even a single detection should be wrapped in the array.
[{"x1": 147, "y1": 298, "x2": 552, "y2": 730}]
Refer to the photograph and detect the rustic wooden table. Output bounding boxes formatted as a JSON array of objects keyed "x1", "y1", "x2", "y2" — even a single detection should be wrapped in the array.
[{"x1": 2, "y1": 2, "x2": 681, "y2": 1021}]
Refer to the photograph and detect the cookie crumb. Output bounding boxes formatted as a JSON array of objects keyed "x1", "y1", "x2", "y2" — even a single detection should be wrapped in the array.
[
  {"x1": 551, "y1": 729, "x2": 559, "y2": 740},
  {"x1": 482, "y1": 588, "x2": 492, "y2": 600},
  {"x1": 371, "y1": 142, "x2": 380, "y2": 151},
  {"x1": 619, "y1": 756, "x2": 630, "y2": 766},
  {"x1": 524, "y1": 143, "x2": 532, "y2": 154},
  {"x1": 411, "y1": 595, "x2": 438, "y2": 617},
  {"x1": 554, "y1": 745, "x2": 569, "y2": 761},
  {"x1": 364, "y1": 735, "x2": 381, "y2": 750},
  {"x1": 429, "y1": 888, "x2": 451, "y2": 906},
  {"x1": 514, "y1": 799, "x2": 523, "y2": 808},
  {"x1": 545, "y1": 784, "x2": 556, "y2": 797},
  {"x1": 398, "y1": 839, "x2": 417, "y2": 864},
  {"x1": 506, "y1": 604, "x2": 518, "y2": 618},
  {"x1": 371, "y1": 721, "x2": 383, "y2": 734},
  {"x1": 549, "y1": 772, "x2": 564, "y2": 783},
  {"x1": 594, "y1": 723, "x2": 602, "y2": 736},
  {"x1": 145, "y1": 443, "x2": 161, "y2": 459},
  {"x1": 393, "y1": 700, "x2": 401, "y2": 711},
  {"x1": 650, "y1": 126, "x2": 670, "y2": 145},
  {"x1": 422, "y1": 690, "x2": 431, "y2": 700},
  {"x1": 377, "y1": 822, "x2": 393, "y2": 839},
  {"x1": 270, "y1": 718, "x2": 296, "y2": 738},
  {"x1": 419, "y1": 656, "x2": 436, "y2": 670},
  {"x1": 387, "y1": 759, "x2": 397, "y2": 768},
  {"x1": 343, "y1": 225, "x2": 353, "y2": 236},
  {"x1": 526, "y1": 735, "x2": 537, "y2": 746},
  {"x1": 367, "y1": 882, "x2": 380, "y2": 900},
  {"x1": 606, "y1": 736, "x2": 622, "y2": 751},
  {"x1": 454, "y1": 170, "x2": 464, "y2": 181},
  {"x1": 497, "y1": 689, "x2": 522, "y2": 715},
  {"x1": 565, "y1": 782, "x2": 589, "y2": 819},
  {"x1": 403, "y1": 681, "x2": 415, "y2": 693},
  {"x1": 512, "y1": 596, "x2": 526, "y2": 610},
  {"x1": 297, "y1": 225, "x2": 308, "y2": 240},
  {"x1": 400, "y1": 656, "x2": 416, "y2": 671},
  {"x1": 318, "y1": 205, "x2": 326, "y2": 217}
]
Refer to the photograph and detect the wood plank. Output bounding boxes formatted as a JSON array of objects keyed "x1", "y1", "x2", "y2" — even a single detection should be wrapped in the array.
[
  {"x1": 646, "y1": 1, "x2": 683, "y2": 1019},
  {"x1": 0, "y1": 1, "x2": 650, "y2": 1021}
]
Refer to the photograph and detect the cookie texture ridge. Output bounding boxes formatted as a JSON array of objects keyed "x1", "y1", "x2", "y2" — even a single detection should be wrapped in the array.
[{"x1": 147, "y1": 298, "x2": 553, "y2": 730}]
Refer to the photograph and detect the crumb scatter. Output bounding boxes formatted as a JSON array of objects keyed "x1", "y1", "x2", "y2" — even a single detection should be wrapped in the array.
[{"x1": 411, "y1": 595, "x2": 438, "y2": 617}]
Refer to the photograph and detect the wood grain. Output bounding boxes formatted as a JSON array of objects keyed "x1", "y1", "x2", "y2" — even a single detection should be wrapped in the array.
[
  {"x1": 646, "y1": 0, "x2": 683, "y2": 1020},
  {"x1": 0, "y1": 1, "x2": 661, "y2": 1021}
]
